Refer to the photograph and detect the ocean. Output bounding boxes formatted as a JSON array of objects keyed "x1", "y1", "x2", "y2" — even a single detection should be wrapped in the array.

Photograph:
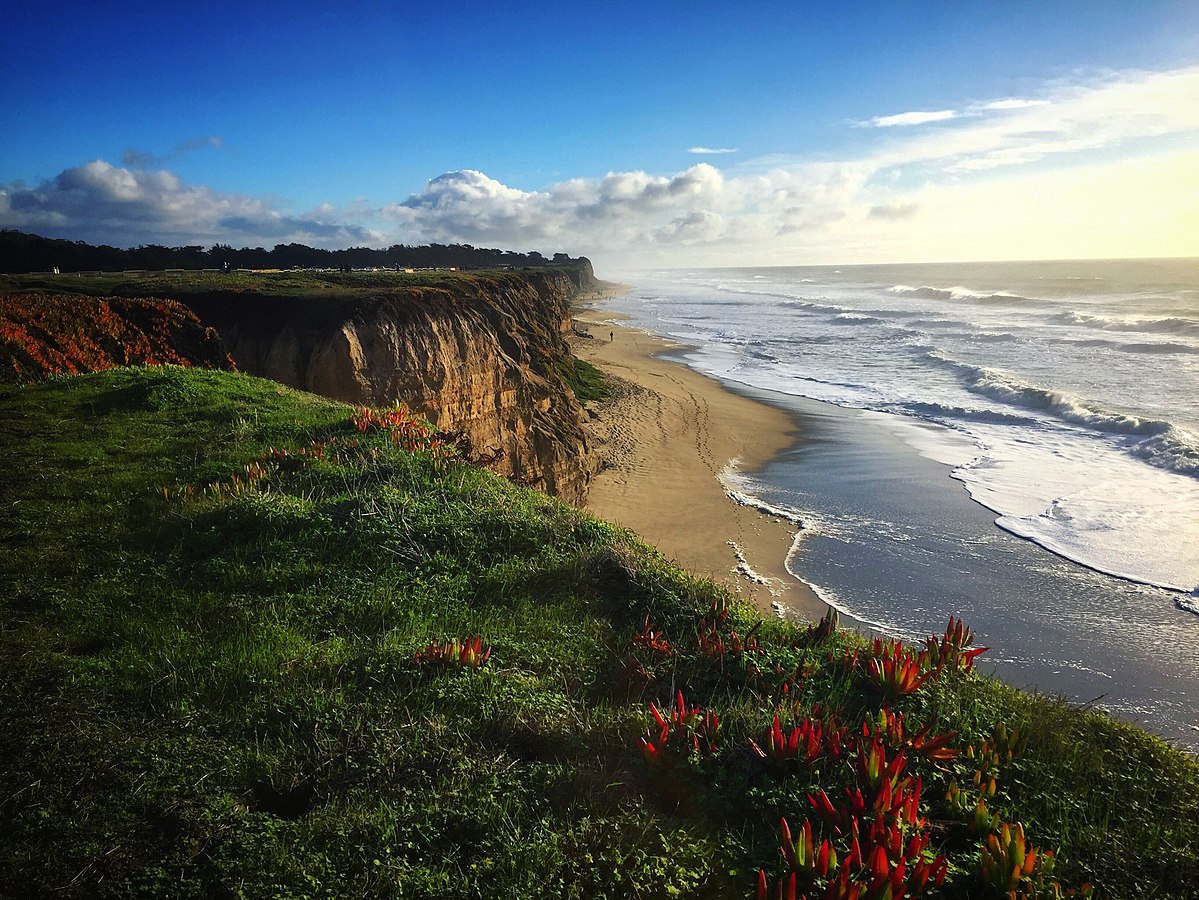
[{"x1": 605, "y1": 259, "x2": 1199, "y2": 749}]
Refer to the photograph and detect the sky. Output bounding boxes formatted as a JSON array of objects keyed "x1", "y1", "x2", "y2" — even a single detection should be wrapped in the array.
[{"x1": 2, "y1": 0, "x2": 1198, "y2": 274}]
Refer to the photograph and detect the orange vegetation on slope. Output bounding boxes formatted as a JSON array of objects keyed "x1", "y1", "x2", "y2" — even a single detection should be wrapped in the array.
[{"x1": 0, "y1": 292, "x2": 234, "y2": 382}]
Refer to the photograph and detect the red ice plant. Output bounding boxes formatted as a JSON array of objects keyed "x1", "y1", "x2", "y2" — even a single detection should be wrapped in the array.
[
  {"x1": 413, "y1": 636, "x2": 491, "y2": 668},
  {"x1": 639, "y1": 690, "x2": 720, "y2": 764},
  {"x1": 750, "y1": 712, "x2": 850, "y2": 771},
  {"x1": 865, "y1": 639, "x2": 941, "y2": 697},
  {"x1": 1, "y1": 293, "x2": 230, "y2": 380},
  {"x1": 351, "y1": 403, "x2": 457, "y2": 460},
  {"x1": 922, "y1": 616, "x2": 988, "y2": 675},
  {"x1": 759, "y1": 728, "x2": 950, "y2": 900},
  {"x1": 865, "y1": 708, "x2": 959, "y2": 766},
  {"x1": 631, "y1": 613, "x2": 673, "y2": 655}
]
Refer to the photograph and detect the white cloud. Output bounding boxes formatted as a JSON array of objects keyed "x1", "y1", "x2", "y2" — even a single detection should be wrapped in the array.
[
  {"x1": 868, "y1": 203, "x2": 920, "y2": 220},
  {"x1": 869, "y1": 67, "x2": 1199, "y2": 175},
  {"x1": 0, "y1": 159, "x2": 381, "y2": 248},
  {"x1": 380, "y1": 66, "x2": 1199, "y2": 267},
  {"x1": 687, "y1": 146, "x2": 738, "y2": 155},
  {"x1": 973, "y1": 98, "x2": 1051, "y2": 111},
  {"x1": 862, "y1": 109, "x2": 958, "y2": 127}
]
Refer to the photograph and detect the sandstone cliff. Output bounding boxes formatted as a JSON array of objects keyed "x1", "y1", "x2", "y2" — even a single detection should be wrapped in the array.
[{"x1": 180, "y1": 269, "x2": 598, "y2": 504}]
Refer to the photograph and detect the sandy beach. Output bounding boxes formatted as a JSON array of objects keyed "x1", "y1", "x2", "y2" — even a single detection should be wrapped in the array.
[{"x1": 571, "y1": 294, "x2": 824, "y2": 621}]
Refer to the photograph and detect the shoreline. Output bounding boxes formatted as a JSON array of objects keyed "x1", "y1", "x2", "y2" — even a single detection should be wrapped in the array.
[{"x1": 571, "y1": 291, "x2": 824, "y2": 621}]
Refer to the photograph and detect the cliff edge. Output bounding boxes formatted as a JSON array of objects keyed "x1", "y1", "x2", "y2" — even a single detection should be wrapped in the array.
[{"x1": 179, "y1": 268, "x2": 598, "y2": 503}]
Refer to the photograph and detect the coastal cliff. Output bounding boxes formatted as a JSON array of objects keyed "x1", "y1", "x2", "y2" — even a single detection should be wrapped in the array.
[{"x1": 178, "y1": 268, "x2": 599, "y2": 503}]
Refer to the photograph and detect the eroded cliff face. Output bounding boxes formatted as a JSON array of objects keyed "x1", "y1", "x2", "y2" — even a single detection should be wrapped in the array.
[{"x1": 182, "y1": 270, "x2": 597, "y2": 504}]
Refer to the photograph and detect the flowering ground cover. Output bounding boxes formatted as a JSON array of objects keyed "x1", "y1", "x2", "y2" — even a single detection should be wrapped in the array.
[{"x1": 0, "y1": 291, "x2": 232, "y2": 381}]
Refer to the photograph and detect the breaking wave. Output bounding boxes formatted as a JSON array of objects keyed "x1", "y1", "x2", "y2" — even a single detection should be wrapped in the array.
[
  {"x1": 890, "y1": 284, "x2": 1043, "y2": 306},
  {"x1": 1052, "y1": 310, "x2": 1199, "y2": 337},
  {"x1": 925, "y1": 351, "x2": 1199, "y2": 476}
]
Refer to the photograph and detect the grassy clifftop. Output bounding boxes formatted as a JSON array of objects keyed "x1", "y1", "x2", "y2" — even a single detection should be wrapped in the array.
[{"x1": 1, "y1": 366, "x2": 1196, "y2": 898}]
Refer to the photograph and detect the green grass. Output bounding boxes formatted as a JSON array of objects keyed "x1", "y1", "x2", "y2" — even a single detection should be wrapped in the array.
[
  {"x1": 1, "y1": 367, "x2": 1197, "y2": 899},
  {"x1": 560, "y1": 358, "x2": 611, "y2": 403},
  {"x1": 0, "y1": 268, "x2": 555, "y2": 303}
]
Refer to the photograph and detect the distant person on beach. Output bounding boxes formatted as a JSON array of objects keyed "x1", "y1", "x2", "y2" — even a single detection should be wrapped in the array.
[{"x1": 610, "y1": 331, "x2": 614, "y2": 342}]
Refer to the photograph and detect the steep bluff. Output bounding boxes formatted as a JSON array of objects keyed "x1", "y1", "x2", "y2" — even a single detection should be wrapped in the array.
[{"x1": 180, "y1": 269, "x2": 598, "y2": 503}]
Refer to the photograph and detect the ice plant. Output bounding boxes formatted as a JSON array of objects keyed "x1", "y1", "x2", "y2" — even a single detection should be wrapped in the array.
[
  {"x1": 855, "y1": 735, "x2": 909, "y2": 796},
  {"x1": 695, "y1": 620, "x2": 761, "y2": 658},
  {"x1": 795, "y1": 606, "x2": 840, "y2": 646},
  {"x1": 766, "y1": 757, "x2": 948, "y2": 900},
  {"x1": 980, "y1": 822, "x2": 1060, "y2": 896},
  {"x1": 638, "y1": 690, "x2": 719, "y2": 764},
  {"x1": 865, "y1": 708, "x2": 959, "y2": 765},
  {"x1": 751, "y1": 714, "x2": 825, "y2": 769},
  {"x1": 865, "y1": 639, "x2": 941, "y2": 697},
  {"x1": 751, "y1": 712, "x2": 849, "y2": 771},
  {"x1": 991, "y1": 720, "x2": 1027, "y2": 761},
  {"x1": 779, "y1": 817, "x2": 839, "y2": 882},
  {"x1": 351, "y1": 403, "x2": 458, "y2": 461},
  {"x1": 413, "y1": 636, "x2": 491, "y2": 668},
  {"x1": 922, "y1": 616, "x2": 988, "y2": 675},
  {"x1": 630, "y1": 613, "x2": 673, "y2": 655}
]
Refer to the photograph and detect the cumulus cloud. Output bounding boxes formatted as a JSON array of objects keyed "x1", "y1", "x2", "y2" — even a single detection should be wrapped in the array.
[
  {"x1": 687, "y1": 146, "x2": 738, "y2": 155},
  {"x1": 0, "y1": 159, "x2": 381, "y2": 248},
  {"x1": 382, "y1": 163, "x2": 737, "y2": 255},
  {"x1": 861, "y1": 109, "x2": 958, "y2": 128}
]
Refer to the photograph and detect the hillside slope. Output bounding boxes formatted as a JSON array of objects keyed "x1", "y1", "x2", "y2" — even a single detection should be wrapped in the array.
[{"x1": 1, "y1": 367, "x2": 1196, "y2": 899}]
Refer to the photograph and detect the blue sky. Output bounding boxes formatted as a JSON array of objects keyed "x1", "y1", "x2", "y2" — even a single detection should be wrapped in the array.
[{"x1": 2, "y1": 1, "x2": 1198, "y2": 271}]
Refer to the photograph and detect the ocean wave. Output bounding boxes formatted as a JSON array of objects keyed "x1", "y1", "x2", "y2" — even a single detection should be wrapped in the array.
[
  {"x1": 924, "y1": 350, "x2": 1199, "y2": 477},
  {"x1": 890, "y1": 284, "x2": 1042, "y2": 306},
  {"x1": 1052, "y1": 310, "x2": 1199, "y2": 337},
  {"x1": 1115, "y1": 341, "x2": 1199, "y2": 355},
  {"x1": 908, "y1": 317, "x2": 966, "y2": 329},
  {"x1": 831, "y1": 313, "x2": 883, "y2": 325},
  {"x1": 746, "y1": 343, "x2": 779, "y2": 362},
  {"x1": 1130, "y1": 429, "x2": 1199, "y2": 476},
  {"x1": 1059, "y1": 336, "x2": 1199, "y2": 356},
  {"x1": 721, "y1": 480, "x2": 812, "y2": 529},
  {"x1": 899, "y1": 400, "x2": 1041, "y2": 428}
]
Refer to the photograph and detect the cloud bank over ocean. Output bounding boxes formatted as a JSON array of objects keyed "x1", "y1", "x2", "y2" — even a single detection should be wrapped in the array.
[{"x1": 2, "y1": 66, "x2": 1197, "y2": 267}]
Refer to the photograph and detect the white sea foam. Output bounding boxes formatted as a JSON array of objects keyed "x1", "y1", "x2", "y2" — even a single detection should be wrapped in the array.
[
  {"x1": 1053, "y1": 310, "x2": 1199, "y2": 337},
  {"x1": 726, "y1": 540, "x2": 784, "y2": 596},
  {"x1": 719, "y1": 461, "x2": 813, "y2": 529}
]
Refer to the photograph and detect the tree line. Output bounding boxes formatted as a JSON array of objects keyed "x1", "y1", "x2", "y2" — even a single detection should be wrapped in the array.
[{"x1": 0, "y1": 230, "x2": 583, "y2": 274}]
